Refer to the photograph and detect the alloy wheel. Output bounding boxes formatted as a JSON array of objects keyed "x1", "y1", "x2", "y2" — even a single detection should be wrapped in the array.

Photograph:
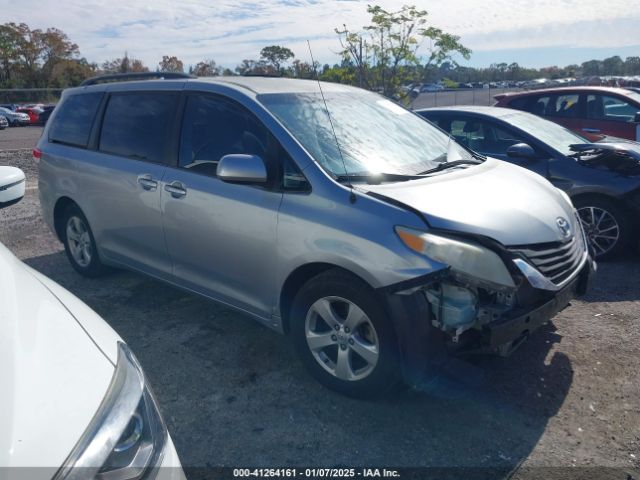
[
  {"x1": 66, "y1": 216, "x2": 92, "y2": 267},
  {"x1": 577, "y1": 206, "x2": 620, "y2": 258},
  {"x1": 305, "y1": 296, "x2": 379, "y2": 382}
]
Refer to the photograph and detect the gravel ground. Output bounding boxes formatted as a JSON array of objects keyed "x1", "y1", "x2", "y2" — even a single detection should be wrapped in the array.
[
  {"x1": 1, "y1": 148, "x2": 639, "y2": 480},
  {"x1": 0, "y1": 125, "x2": 42, "y2": 151}
]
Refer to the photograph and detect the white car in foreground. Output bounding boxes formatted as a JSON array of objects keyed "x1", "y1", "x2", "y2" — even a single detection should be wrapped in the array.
[{"x1": 0, "y1": 166, "x2": 184, "y2": 479}]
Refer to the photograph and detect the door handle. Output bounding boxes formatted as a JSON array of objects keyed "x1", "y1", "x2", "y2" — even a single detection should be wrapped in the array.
[
  {"x1": 137, "y1": 174, "x2": 158, "y2": 190},
  {"x1": 582, "y1": 128, "x2": 601, "y2": 133},
  {"x1": 164, "y1": 181, "x2": 187, "y2": 198}
]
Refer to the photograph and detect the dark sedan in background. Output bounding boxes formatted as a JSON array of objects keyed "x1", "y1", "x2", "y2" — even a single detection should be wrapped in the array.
[
  {"x1": 494, "y1": 87, "x2": 640, "y2": 142},
  {"x1": 418, "y1": 106, "x2": 640, "y2": 259}
]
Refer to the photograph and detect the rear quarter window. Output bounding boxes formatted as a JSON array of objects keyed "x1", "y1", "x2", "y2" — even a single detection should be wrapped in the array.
[
  {"x1": 507, "y1": 96, "x2": 531, "y2": 111},
  {"x1": 48, "y1": 92, "x2": 104, "y2": 148}
]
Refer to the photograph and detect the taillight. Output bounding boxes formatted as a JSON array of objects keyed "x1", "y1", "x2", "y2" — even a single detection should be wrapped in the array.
[{"x1": 32, "y1": 148, "x2": 42, "y2": 160}]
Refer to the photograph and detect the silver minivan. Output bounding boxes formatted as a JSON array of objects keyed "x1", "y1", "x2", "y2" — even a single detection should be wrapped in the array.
[{"x1": 38, "y1": 74, "x2": 595, "y2": 397}]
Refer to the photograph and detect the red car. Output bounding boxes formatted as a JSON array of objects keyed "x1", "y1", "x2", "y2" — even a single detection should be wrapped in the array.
[
  {"x1": 16, "y1": 107, "x2": 43, "y2": 125},
  {"x1": 494, "y1": 87, "x2": 640, "y2": 142}
]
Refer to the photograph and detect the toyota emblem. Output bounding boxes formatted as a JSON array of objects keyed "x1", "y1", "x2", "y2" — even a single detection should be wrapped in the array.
[{"x1": 556, "y1": 217, "x2": 571, "y2": 238}]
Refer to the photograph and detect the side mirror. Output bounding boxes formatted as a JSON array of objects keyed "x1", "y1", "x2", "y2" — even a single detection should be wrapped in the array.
[
  {"x1": 217, "y1": 154, "x2": 267, "y2": 184},
  {"x1": 633, "y1": 111, "x2": 640, "y2": 123},
  {"x1": 0, "y1": 167, "x2": 25, "y2": 209},
  {"x1": 506, "y1": 142, "x2": 538, "y2": 160}
]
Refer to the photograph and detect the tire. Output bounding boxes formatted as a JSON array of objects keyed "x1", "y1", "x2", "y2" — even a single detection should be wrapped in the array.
[
  {"x1": 61, "y1": 204, "x2": 109, "y2": 277},
  {"x1": 574, "y1": 196, "x2": 631, "y2": 260},
  {"x1": 290, "y1": 269, "x2": 401, "y2": 398}
]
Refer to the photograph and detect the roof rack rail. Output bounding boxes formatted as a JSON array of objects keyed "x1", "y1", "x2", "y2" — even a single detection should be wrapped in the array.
[{"x1": 80, "y1": 72, "x2": 195, "y2": 87}]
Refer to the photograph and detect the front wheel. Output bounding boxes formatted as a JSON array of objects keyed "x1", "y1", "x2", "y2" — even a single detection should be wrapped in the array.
[
  {"x1": 574, "y1": 197, "x2": 630, "y2": 260},
  {"x1": 290, "y1": 270, "x2": 400, "y2": 398}
]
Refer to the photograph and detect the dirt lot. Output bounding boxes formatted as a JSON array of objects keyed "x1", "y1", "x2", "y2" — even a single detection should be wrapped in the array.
[
  {"x1": 0, "y1": 125, "x2": 42, "y2": 150},
  {"x1": 1, "y1": 138, "x2": 639, "y2": 479}
]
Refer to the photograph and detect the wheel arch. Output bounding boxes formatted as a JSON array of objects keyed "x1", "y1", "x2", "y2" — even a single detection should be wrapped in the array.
[
  {"x1": 570, "y1": 191, "x2": 632, "y2": 219},
  {"x1": 53, "y1": 196, "x2": 80, "y2": 241},
  {"x1": 279, "y1": 262, "x2": 378, "y2": 334}
]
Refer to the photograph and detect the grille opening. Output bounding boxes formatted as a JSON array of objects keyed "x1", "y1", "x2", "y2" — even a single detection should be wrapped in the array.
[{"x1": 509, "y1": 234, "x2": 585, "y2": 286}]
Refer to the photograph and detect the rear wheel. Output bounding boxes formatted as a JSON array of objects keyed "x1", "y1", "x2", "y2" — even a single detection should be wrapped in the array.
[
  {"x1": 574, "y1": 197, "x2": 630, "y2": 260},
  {"x1": 290, "y1": 270, "x2": 400, "y2": 398},
  {"x1": 61, "y1": 204, "x2": 109, "y2": 277}
]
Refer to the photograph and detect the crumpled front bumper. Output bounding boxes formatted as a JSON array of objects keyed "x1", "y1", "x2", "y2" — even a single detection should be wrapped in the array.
[
  {"x1": 486, "y1": 256, "x2": 595, "y2": 351},
  {"x1": 379, "y1": 255, "x2": 596, "y2": 384}
]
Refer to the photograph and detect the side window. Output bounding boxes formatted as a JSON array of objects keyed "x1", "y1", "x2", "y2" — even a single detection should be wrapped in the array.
[
  {"x1": 281, "y1": 156, "x2": 310, "y2": 192},
  {"x1": 527, "y1": 95, "x2": 551, "y2": 117},
  {"x1": 179, "y1": 94, "x2": 270, "y2": 177},
  {"x1": 449, "y1": 118, "x2": 483, "y2": 150},
  {"x1": 99, "y1": 92, "x2": 179, "y2": 164},
  {"x1": 48, "y1": 92, "x2": 104, "y2": 148},
  {"x1": 587, "y1": 94, "x2": 636, "y2": 122},
  {"x1": 448, "y1": 117, "x2": 526, "y2": 155},
  {"x1": 507, "y1": 97, "x2": 529, "y2": 111},
  {"x1": 549, "y1": 94, "x2": 580, "y2": 118},
  {"x1": 420, "y1": 114, "x2": 442, "y2": 128}
]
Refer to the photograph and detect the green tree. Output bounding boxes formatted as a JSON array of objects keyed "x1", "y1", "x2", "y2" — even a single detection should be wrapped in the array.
[
  {"x1": 49, "y1": 58, "x2": 96, "y2": 87},
  {"x1": 101, "y1": 53, "x2": 148, "y2": 74},
  {"x1": 0, "y1": 22, "x2": 84, "y2": 87},
  {"x1": 336, "y1": 4, "x2": 470, "y2": 97},
  {"x1": 625, "y1": 56, "x2": 640, "y2": 75},
  {"x1": 602, "y1": 55, "x2": 624, "y2": 76},
  {"x1": 158, "y1": 55, "x2": 184, "y2": 73},
  {"x1": 291, "y1": 59, "x2": 319, "y2": 79},
  {"x1": 235, "y1": 59, "x2": 274, "y2": 76},
  {"x1": 259, "y1": 45, "x2": 294, "y2": 74},
  {"x1": 192, "y1": 59, "x2": 221, "y2": 77},
  {"x1": 581, "y1": 59, "x2": 602, "y2": 76},
  {"x1": 0, "y1": 23, "x2": 24, "y2": 86}
]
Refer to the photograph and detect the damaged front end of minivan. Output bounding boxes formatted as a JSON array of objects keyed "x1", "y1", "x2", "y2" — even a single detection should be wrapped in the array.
[{"x1": 379, "y1": 223, "x2": 596, "y2": 386}]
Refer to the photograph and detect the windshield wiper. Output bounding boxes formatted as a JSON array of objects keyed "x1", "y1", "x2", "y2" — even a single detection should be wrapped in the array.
[
  {"x1": 335, "y1": 172, "x2": 425, "y2": 184},
  {"x1": 417, "y1": 159, "x2": 483, "y2": 175}
]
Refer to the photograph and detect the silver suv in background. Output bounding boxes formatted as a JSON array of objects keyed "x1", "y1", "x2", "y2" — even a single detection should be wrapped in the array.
[{"x1": 38, "y1": 73, "x2": 595, "y2": 397}]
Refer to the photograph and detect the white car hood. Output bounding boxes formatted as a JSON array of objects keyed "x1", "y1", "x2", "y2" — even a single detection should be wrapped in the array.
[
  {"x1": 0, "y1": 243, "x2": 115, "y2": 473},
  {"x1": 363, "y1": 158, "x2": 577, "y2": 246}
]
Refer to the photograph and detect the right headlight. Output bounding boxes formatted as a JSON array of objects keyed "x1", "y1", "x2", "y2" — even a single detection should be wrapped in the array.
[
  {"x1": 395, "y1": 226, "x2": 515, "y2": 288},
  {"x1": 54, "y1": 342, "x2": 167, "y2": 480}
]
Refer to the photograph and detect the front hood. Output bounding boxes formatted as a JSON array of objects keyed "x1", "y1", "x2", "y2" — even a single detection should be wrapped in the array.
[
  {"x1": 363, "y1": 158, "x2": 576, "y2": 246},
  {"x1": 0, "y1": 243, "x2": 115, "y2": 472}
]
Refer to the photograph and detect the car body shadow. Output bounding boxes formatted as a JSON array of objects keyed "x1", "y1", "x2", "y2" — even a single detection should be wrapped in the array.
[{"x1": 25, "y1": 252, "x2": 572, "y2": 479}]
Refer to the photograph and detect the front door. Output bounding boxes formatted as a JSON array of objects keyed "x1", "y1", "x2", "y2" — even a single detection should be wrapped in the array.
[
  {"x1": 581, "y1": 93, "x2": 639, "y2": 141},
  {"x1": 161, "y1": 92, "x2": 283, "y2": 318}
]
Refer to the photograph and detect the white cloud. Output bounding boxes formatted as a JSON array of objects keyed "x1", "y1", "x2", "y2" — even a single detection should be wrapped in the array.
[{"x1": 2, "y1": 0, "x2": 639, "y2": 69}]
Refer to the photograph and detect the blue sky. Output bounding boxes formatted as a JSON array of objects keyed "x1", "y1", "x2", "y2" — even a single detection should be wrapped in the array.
[{"x1": 3, "y1": 0, "x2": 640, "y2": 70}]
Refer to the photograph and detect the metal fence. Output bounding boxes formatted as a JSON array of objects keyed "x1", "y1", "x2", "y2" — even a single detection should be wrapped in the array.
[
  {"x1": 410, "y1": 87, "x2": 523, "y2": 110},
  {"x1": 0, "y1": 88, "x2": 63, "y2": 105}
]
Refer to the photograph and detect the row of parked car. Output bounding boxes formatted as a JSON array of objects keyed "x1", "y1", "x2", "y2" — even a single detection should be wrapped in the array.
[
  {"x1": 418, "y1": 85, "x2": 640, "y2": 259},
  {"x1": 1, "y1": 72, "x2": 638, "y2": 476},
  {"x1": 0, "y1": 103, "x2": 56, "y2": 128}
]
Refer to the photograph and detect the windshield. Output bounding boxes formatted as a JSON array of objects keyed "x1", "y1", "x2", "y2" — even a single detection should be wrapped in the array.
[
  {"x1": 259, "y1": 91, "x2": 472, "y2": 177},
  {"x1": 626, "y1": 90, "x2": 640, "y2": 105},
  {"x1": 503, "y1": 111, "x2": 589, "y2": 155}
]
